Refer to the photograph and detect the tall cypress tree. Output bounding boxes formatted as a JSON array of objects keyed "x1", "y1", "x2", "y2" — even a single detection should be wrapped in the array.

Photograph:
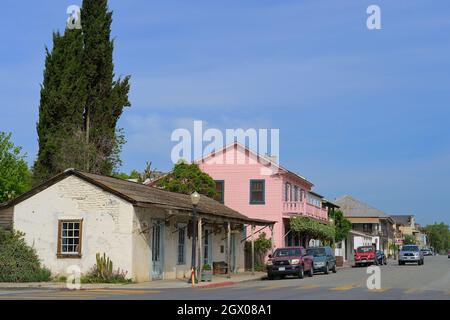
[
  {"x1": 81, "y1": 0, "x2": 131, "y2": 174},
  {"x1": 34, "y1": 0, "x2": 130, "y2": 184},
  {"x1": 34, "y1": 29, "x2": 86, "y2": 183}
]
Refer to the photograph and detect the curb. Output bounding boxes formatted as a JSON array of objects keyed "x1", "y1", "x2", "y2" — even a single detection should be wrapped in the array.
[
  {"x1": 197, "y1": 281, "x2": 234, "y2": 289},
  {"x1": 197, "y1": 275, "x2": 265, "y2": 289}
]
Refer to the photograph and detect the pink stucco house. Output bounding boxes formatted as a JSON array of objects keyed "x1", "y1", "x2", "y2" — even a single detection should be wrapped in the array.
[{"x1": 195, "y1": 142, "x2": 334, "y2": 250}]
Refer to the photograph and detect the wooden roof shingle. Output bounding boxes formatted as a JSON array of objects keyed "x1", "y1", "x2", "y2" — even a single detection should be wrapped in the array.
[{"x1": 0, "y1": 169, "x2": 274, "y2": 226}]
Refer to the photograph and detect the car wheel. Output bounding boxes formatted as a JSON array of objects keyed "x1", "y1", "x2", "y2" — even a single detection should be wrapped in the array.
[
  {"x1": 267, "y1": 273, "x2": 274, "y2": 280},
  {"x1": 399, "y1": 261, "x2": 403, "y2": 266},
  {"x1": 332, "y1": 263, "x2": 337, "y2": 273},
  {"x1": 298, "y1": 266, "x2": 304, "y2": 279},
  {"x1": 308, "y1": 266, "x2": 314, "y2": 277},
  {"x1": 324, "y1": 264, "x2": 329, "y2": 274}
]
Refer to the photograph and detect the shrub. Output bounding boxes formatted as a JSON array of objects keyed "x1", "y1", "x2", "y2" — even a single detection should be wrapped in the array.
[
  {"x1": 245, "y1": 232, "x2": 273, "y2": 269},
  {"x1": 202, "y1": 263, "x2": 212, "y2": 271},
  {"x1": 81, "y1": 253, "x2": 131, "y2": 284},
  {"x1": 0, "y1": 228, "x2": 51, "y2": 282}
]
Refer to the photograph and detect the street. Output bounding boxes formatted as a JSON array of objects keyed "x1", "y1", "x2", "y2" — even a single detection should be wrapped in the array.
[{"x1": 0, "y1": 255, "x2": 449, "y2": 300}]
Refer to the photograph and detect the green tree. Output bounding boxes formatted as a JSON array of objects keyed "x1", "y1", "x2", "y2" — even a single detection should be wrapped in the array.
[
  {"x1": 422, "y1": 222, "x2": 450, "y2": 253},
  {"x1": 33, "y1": 0, "x2": 130, "y2": 184},
  {"x1": 34, "y1": 29, "x2": 87, "y2": 183},
  {"x1": 113, "y1": 162, "x2": 162, "y2": 183},
  {"x1": 0, "y1": 132, "x2": 31, "y2": 203},
  {"x1": 81, "y1": 0, "x2": 131, "y2": 174},
  {"x1": 156, "y1": 161, "x2": 217, "y2": 198},
  {"x1": 403, "y1": 234, "x2": 416, "y2": 245},
  {"x1": 333, "y1": 210, "x2": 352, "y2": 243}
]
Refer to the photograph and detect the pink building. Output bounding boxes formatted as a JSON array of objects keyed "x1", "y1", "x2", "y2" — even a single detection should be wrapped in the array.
[{"x1": 195, "y1": 142, "x2": 333, "y2": 250}]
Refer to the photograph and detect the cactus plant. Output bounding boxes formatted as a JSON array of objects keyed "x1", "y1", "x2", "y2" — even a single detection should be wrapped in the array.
[{"x1": 95, "y1": 252, "x2": 113, "y2": 280}]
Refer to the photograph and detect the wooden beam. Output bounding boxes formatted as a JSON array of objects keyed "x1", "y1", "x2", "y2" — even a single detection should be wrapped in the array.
[
  {"x1": 270, "y1": 225, "x2": 275, "y2": 255},
  {"x1": 198, "y1": 218, "x2": 203, "y2": 282},
  {"x1": 251, "y1": 225, "x2": 255, "y2": 276},
  {"x1": 227, "y1": 222, "x2": 231, "y2": 279}
]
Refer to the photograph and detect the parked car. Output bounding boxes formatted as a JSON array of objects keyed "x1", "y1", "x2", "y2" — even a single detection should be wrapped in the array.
[
  {"x1": 399, "y1": 245, "x2": 424, "y2": 265},
  {"x1": 354, "y1": 246, "x2": 377, "y2": 267},
  {"x1": 376, "y1": 250, "x2": 387, "y2": 265},
  {"x1": 266, "y1": 247, "x2": 314, "y2": 280},
  {"x1": 420, "y1": 248, "x2": 433, "y2": 256},
  {"x1": 306, "y1": 246, "x2": 337, "y2": 274}
]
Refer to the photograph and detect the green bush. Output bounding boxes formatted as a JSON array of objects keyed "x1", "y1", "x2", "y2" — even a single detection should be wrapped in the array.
[
  {"x1": 245, "y1": 232, "x2": 272, "y2": 269},
  {"x1": 0, "y1": 228, "x2": 51, "y2": 282}
]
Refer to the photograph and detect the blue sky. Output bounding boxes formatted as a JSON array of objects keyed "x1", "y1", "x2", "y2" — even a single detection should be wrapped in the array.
[{"x1": 1, "y1": 0, "x2": 449, "y2": 225}]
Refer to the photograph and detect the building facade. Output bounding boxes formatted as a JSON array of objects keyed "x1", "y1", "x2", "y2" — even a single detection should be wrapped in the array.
[
  {"x1": 0, "y1": 169, "x2": 273, "y2": 282},
  {"x1": 335, "y1": 195, "x2": 395, "y2": 256},
  {"x1": 193, "y1": 142, "x2": 332, "y2": 250}
]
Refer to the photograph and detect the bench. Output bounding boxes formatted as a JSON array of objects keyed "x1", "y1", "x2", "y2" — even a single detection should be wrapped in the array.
[{"x1": 213, "y1": 261, "x2": 228, "y2": 275}]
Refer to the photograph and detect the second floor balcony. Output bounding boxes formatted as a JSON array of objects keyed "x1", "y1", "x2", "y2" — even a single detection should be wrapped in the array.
[{"x1": 282, "y1": 201, "x2": 328, "y2": 221}]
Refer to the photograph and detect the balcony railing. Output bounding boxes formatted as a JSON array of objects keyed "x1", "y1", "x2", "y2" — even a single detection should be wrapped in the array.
[{"x1": 282, "y1": 201, "x2": 328, "y2": 221}]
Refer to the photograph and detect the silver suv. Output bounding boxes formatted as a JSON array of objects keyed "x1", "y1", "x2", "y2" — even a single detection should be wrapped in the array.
[{"x1": 399, "y1": 245, "x2": 424, "y2": 265}]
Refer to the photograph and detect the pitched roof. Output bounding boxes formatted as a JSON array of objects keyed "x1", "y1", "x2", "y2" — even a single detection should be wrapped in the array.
[
  {"x1": 391, "y1": 215, "x2": 413, "y2": 226},
  {"x1": 334, "y1": 195, "x2": 391, "y2": 220},
  {"x1": 196, "y1": 141, "x2": 315, "y2": 187},
  {"x1": 0, "y1": 169, "x2": 274, "y2": 226}
]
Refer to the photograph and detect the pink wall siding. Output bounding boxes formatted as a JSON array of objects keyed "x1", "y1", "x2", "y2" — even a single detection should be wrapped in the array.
[
  {"x1": 199, "y1": 162, "x2": 285, "y2": 248},
  {"x1": 198, "y1": 145, "x2": 329, "y2": 250}
]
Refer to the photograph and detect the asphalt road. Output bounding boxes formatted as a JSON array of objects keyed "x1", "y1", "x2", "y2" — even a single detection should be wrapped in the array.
[{"x1": 1, "y1": 255, "x2": 449, "y2": 300}]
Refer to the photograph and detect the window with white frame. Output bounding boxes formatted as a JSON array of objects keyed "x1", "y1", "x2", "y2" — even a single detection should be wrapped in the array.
[
  {"x1": 307, "y1": 194, "x2": 322, "y2": 207},
  {"x1": 58, "y1": 220, "x2": 82, "y2": 257}
]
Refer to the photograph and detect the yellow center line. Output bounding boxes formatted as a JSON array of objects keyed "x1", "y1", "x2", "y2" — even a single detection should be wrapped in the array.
[
  {"x1": 297, "y1": 284, "x2": 320, "y2": 290},
  {"x1": 329, "y1": 284, "x2": 360, "y2": 291},
  {"x1": 259, "y1": 284, "x2": 283, "y2": 291}
]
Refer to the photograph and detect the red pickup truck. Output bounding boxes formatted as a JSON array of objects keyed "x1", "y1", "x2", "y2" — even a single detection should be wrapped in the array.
[
  {"x1": 266, "y1": 246, "x2": 314, "y2": 280},
  {"x1": 354, "y1": 246, "x2": 377, "y2": 267}
]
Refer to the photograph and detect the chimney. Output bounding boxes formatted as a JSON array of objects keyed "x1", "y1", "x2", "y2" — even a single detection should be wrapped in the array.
[{"x1": 265, "y1": 154, "x2": 277, "y2": 164}]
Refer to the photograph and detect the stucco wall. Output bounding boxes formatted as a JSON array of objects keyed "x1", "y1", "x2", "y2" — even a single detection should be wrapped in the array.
[
  {"x1": 132, "y1": 207, "x2": 245, "y2": 281},
  {"x1": 12, "y1": 175, "x2": 135, "y2": 278}
]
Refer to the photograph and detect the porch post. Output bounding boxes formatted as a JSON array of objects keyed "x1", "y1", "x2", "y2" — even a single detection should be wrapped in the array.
[
  {"x1": 251, "y1": 224, "x2": 255, "y2": 276},
  {"x1": 270, "y1": 224, "x2": 275, "y2": 254},
  {"x1": 198, "y1": 218, "x2": 203, "y2": 282},
  {"x1": 227, "y1": 222, "x2": 231, "y2": 279}
]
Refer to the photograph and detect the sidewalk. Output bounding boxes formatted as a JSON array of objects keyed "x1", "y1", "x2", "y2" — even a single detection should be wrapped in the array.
[
  {"x1": 0, "y1": 272, "x2": 266, "y2": 290},
  {"x1": 120, "y1": 272, "x2": 266, "y2": 289}
]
